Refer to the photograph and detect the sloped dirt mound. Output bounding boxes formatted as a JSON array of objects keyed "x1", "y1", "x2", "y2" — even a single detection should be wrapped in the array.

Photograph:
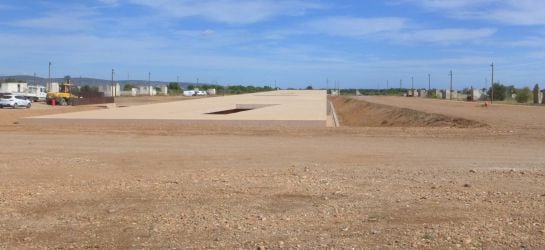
[{"x1": 331, "y1": 97, "x2": 487, "y2": 128}]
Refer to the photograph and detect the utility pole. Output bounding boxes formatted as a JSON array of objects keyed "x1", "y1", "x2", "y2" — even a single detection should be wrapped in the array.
[
  {"x1": 111, "y1": 69, "x2": 115, "y2": 97},
  {"x1": 48, "y1": 62, "x2": 51, "y2": 92},
  {"x1": 177, "y1": 75, "x2": 179, "y2": 85},
  {"x1": 449, "y1": 70, "x2": 453, "y2": 100},
  {"x1": 428, "y1": 74, "x2": 431, "y2": 91},
  {"x1": 411, "y1": 76, "x2": 414, "y2": 91},
  {"x1": 33, "y1": 72, "x2": 37, "y2": 88},
  {"x1": 399, "y1": 79, "x2": 402, "y2": 89},
  {"x1": 387, "y1": 80, "x2": 389, "y2": 89},
  {"x1": 490, "y1": 62, "x2": 494, "y2": 103},
  {"x1": 148, "y1": 72, "x2": 151, "y2": 85}
]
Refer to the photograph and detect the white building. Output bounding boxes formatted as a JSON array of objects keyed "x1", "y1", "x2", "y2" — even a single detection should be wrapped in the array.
[
  {"x1": 99, "y1": 83, "x2": 121, "y2": 97},
  {"x1": 48, "y1": 82, "x2": 60, "y2": 93},
  {"x1": 471, "y1": 89, "x2": 486, "y2": 101},
  {"x1": 1, "y1": 82, "x2": 28, "y2": 93},
  {"x1": 435, "y1": 89, "x2": 443, "y2": 99},
  {"x1": 120, "y1": 88, "x2": 138, "y2": 97},
  {"x1": 418, "y1": 89, "x2": 427, "y2": 97},
  {"x1": 138, "y1": 86, "x2": 156, "y2": 96},
  {"x1": 207, "y1": 88, "x2": 216, "y2": 95},
  {"x1": 160, "y1": 86, "x2": 168, "y2": 96}
]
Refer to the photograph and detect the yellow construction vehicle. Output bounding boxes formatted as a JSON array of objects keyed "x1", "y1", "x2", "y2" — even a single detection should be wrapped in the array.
[{"x1": 46, "y1": 78, "x2": 78, "y2": 106}]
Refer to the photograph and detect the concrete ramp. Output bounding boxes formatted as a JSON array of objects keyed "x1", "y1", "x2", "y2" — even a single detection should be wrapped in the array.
[{"x1": 23, "y1": 90, "x2": 328, "y2": 128}]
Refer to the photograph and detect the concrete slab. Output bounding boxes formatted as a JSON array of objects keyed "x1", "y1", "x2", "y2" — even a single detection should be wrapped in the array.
[{"x1": 24, "y1": 90, "x2": 328, "y2": 127}]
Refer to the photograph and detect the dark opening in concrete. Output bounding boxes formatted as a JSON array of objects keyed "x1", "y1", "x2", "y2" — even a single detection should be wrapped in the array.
[
  {"x1": 205, "y1": 104, "x2": 278, "y2": 115},
  {"x1": 206, "y1": 108, "x2": 253, "y2": 115}
]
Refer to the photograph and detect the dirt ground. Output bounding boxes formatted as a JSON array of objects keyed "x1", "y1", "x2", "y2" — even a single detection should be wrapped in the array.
[{"x1": 1, "y1": 96, "x2": 545, "y2": 249}]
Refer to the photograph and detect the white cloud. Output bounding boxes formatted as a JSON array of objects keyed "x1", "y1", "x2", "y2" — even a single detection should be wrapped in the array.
[
  {"x1": 99, "y1": 0, "x2": 120, "y2": 5},
  {"x1": 487, "y1": 1, "x2": 545, "y2": 25},
  {"x1": 303, "y1": 16, "x2": 496, "y2": 44},
  {"x1": 306, "y1": 16, "x2": 407, "y2": 37},
  {"x1": 129, "y1": 0, "x2": 323, "y2": 25},
  {"x1": 405, "y1": 0, "x2": 493, "y2": 10},
  {"x1": 14, "y1": 9, "x2": 97, "y2": 31},
  {"x1": 407, "y1": 0, "x2": 545, "y2": 26},
  {"x1": 505, "y1": 37, "x2": 545, "y2": 47},
  {"x1": 398, "y1": 28, "x2": 497, "y2": 44}
]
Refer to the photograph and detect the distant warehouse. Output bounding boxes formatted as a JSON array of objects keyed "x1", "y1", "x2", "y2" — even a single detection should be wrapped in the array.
[{"x1": 1, "y1": 82, "x2": 28, "y2": 93}]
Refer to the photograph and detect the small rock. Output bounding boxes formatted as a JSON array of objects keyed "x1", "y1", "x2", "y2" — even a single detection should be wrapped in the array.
[
  {"x1": 463, "y1": 184, "x2": 471, "y2": 188},
  {"x1": 469, "y1": 169, "x2": 476, "y2": 173},
  {"x1": 463, "y1": 238, "x2": 472, "y2": 245},
  {"x1": 367, "y1": 217, "x2": 378, "y2": 222}
]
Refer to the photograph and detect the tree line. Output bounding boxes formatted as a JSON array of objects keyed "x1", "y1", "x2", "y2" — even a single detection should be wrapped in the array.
[{"x1": 488, "y1": 83, "x2": 544, "y2": 104}]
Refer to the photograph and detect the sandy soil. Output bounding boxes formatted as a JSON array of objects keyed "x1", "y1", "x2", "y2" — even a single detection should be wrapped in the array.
[
  {"x1": 1, "y1": 96, "x2": 544, "y2": 249},
  {"x1": 331, "y1": 97, "x2": 487, "y2": 128}
]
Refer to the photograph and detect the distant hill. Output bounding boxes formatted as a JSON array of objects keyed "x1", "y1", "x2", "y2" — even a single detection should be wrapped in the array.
[{"x1": 0, "y1": 75, "x2": 196, "y2": 88}]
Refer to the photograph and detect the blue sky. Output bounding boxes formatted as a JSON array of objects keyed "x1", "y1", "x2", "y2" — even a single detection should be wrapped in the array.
[{"x1": 1, "y1": 0, "x2": 545, "y2": 89}]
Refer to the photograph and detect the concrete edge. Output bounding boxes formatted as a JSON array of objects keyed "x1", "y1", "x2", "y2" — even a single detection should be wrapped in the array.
[
  {"x1": 20, "y1": 117, "x2": 327, "y2": 128},
  {"x1": 328, "y1": 101, "x2": 340, "y2": 127}
]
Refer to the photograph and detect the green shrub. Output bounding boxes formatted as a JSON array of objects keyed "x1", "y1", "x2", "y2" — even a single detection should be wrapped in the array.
[
  {"x1": 515, "y1": 87, "x2": 532, "y2": 103},
  {"x1": 488, "y1": 83, "x2": 507, "y2": 101}
]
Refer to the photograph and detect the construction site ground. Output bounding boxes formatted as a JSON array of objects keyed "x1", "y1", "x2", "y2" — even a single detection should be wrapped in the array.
[{"x1": 1, "y1": 95, "x2": 545, "y2": 249}]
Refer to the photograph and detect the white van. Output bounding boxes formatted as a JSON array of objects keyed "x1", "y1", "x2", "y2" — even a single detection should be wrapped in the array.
[{"x1": 183, "y1": 90, "x2": 196, "y2": 96}]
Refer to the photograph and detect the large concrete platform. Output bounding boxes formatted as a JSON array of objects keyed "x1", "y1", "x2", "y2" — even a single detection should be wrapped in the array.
[{"x1": 24, "y1": 90, "x2": 328, "y2": 127}]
